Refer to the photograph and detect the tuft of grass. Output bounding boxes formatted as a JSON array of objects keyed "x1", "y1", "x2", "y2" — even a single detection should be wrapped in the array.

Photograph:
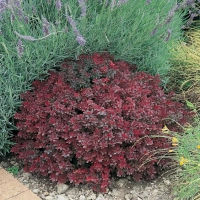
[
  {"x1": 172, "y1": 114, "x2": 200, "y2": 200},
  {"x1": 168, "y1": 21, "x2": 200, "y2": 112}
]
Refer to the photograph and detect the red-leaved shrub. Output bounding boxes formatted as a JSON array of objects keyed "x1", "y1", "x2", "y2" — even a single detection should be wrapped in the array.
[{"x1": 12, "y1": 52, "x2": 192, "y2": 192}]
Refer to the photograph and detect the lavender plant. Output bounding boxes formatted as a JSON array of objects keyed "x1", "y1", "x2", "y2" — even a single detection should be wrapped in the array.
[{"x1": 0, "y1": 0, "x2": 187, "y2": 156}]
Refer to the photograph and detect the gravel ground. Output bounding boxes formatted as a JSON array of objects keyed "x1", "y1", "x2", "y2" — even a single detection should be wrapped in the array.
[{"x1": 0, "y1": 156, "x2": 179, "y2": 200}]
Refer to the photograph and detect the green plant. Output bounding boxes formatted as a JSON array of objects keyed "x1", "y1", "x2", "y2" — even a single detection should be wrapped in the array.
[
  {"x1": 0, "y1": 0, "x2": 186, "y2": 156},
  {"x1": 173, "y1": 119, "x2": 200, "y2": 199},
  {"x1": 162, "y1": 101, "x2": 200, "y2": 200},
  {"x1": 168, "y1": 23, "x2": 200, "y2": 112},
  {"x1": 7, "y1": 166, "x2": 19, "y2": 175}
]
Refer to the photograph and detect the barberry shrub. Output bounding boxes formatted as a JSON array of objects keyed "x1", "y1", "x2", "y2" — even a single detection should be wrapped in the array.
[{"x1": 12, "y1": 53, "x2": 192, "y2": 192}]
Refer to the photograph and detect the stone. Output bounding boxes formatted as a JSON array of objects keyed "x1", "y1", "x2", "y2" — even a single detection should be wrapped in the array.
[
  {"x1": 33, "y1": 189, "x2": 40, "y2": 194},
  {"x1": 46, "y1": 196, "x2": 54, "y2": 200},
  {"x1": 23, "y1": 172, "x2": 32, "y2": 177},
  {"x1": 113, "y1": 189, "x2": 120, "y2": 197},
  {"x1": 66, "y1": 187, "x2": 79, "y2": 195},
  {"x1": 57, "y1": 183, "x2": 69, "y2": 194},
  {"x1": 125, "y1": 194, "x2": 132, "y2": 200},
  {"x1": 153, "y1": 189, "x2": 158, "y2": 194},
  {"x1": 67, "y1": 194, "x2": 75, "y2": 200},
  {"x1": 144, "y1": 186, "x2": 152, "y2": 190},
  {"x1": 1, "y1": 161, "x2": 8, "y2": 168},
  {"x1": 10, "y1": 161, "x2": 15, "y2": 165},
  {"x1": 57, "y1": 194, "x2": 69, "y2": 200},
  {"x1": 96, "y1": 194, "x2": 105, "y2": 200},
  {"x1": 163, "y1": 179, "x2": 171, "y2": 186},
  {"x1": 116, "y1": 178, "x2": 128, "y2": 188},
  {"x1": 79, "y1": 195, "x2": 86, "y2": 200},
  {"x1": 141, "y1": 191, "x2": 150, "y2": 198},
  {"x1": 43, "y1": 191, "x2": 49, "y2": 196},
  {"x1": 87, "y1": 193, "x2": 97, "y2": 200}
]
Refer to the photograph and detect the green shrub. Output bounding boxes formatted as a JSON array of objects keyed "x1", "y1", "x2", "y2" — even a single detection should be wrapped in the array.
[{"x1": 0, "y1": 0, "x2": 185, "y2": 156}]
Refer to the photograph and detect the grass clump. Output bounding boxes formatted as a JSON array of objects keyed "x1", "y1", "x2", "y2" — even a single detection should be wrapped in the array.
[
  {"x1": 169, "y1": 22, "x2": 200, "y2": 112},
  {"x1": 171, "y1": 110, "x2": 200, "y2": 200}
]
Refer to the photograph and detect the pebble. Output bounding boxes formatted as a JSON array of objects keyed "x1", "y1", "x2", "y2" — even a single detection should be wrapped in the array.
[
  {"x1": 79, "y1": 195, "x2": 86, "y2": 200},
  {"x1": 111, "y1": 189, "x2": 119, "y2": 196},
  {"x1": 1, "y1": 161, "x2": 8, "y2": 168},
  {"x1": 57, "y1": 184, "x2": 69, "y2": 194},
  {"x1": 57, "y1": 194, "x2": 69, "y2": 200},
  {"x1": 116, "y1": 178, "x2": 128, "y2": 187},
  {"x1": 96, "y1": 194, "x2": 105, "y2": 200},
  {"x1": 163, "y1": 179, "x2": 171, "y2": 186},
  {"x1": 125, "y1": 194, "x2": 132, "y2": 200},
  {"x1": 153, "y1": 189, "x2": 159, "y2": 194},
  {"x1": 46, "y1": 196, "x2": 54, "y2": 200},
  {"x1": 87, "y1": 193, "x2": 96, "y2": 200},
  {"x1": 23, "y1": 172, "x2": 32, "y2": 177},
  {"x1": 10, "y1": 161, "x2": 15, "y2": 165},
  {"x1": 33, "y1": 189, "x2": 40, "y2": 194},
  {"x1": 43, "y1": 191, "x2": 49, "y2": 196}
]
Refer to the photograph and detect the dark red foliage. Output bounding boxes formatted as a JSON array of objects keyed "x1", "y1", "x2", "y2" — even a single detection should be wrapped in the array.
[{"x1": 12, "y1": 52, "x2": 193, "y2": 192}]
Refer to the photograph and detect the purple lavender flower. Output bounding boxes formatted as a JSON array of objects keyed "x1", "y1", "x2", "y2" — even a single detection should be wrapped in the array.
[
  {"x1": 164, "y1": 29, "x2": 171, "y2": 42},
  {"x1": 165, "y1": 3, "x2": 178, "y2": 24},
  {"x1": 165, "y1": 15, "x2": 173, "y2": 24},
  {"x1": 66, "y1": 15, "x2": 80, "y2": 36},
  {"x1": 65, "y1": 15, "x2": 86, "y2": 46},
  {"x1": 17, "y1": 39, "x2": 24, "y2": 58},
  {"x1": 42, "y1": 16, "x2": 50, "y2": 36},
  {"x1": 11, "y1": 14, "x2": 15, "y2": 22},
  {"x1": 186, "y1": 0, "x2": 195, "y2": 5},
  {"x1": 55, "y1": 0, "x2": 62, "y2": 11},
  {"x1": 32, "y1": 6, "x2": 37, "y2": 14},
  {"x1": 14, "y1": 0, "x2": 21, "y2": 8},
  {"x1": 0, "y1": 0, "x2": 7, "y2": 13},
  {"x1": 186, "y1": 13, "x2": 197, "y2": 27},
  {"x1": 117, "y1": 0, "x2": 128, "y2": 6},
  {"x1": 14, "y1": 0, "x2": 24, "y2": 20},
  {"x1": 151, "y1": 28, "x2": 157, "y2": 36},
  {"x1": 76, "y1": 35, "x2": 86, "y2": 46},
  {"x1": 110, "y1": 0, "x2": 116, "y2": 9},
  {"x1": 78, "y1": 0, "x2": 86, "y2": 17},
  {"x1": 15, "y1": 31, "x2": 36, "y2": 41},
  {"x1": 146, "y1": 0, "x2": 151, "y2": 5},
  {"x1": 24, "y1": 16, "x2": 29, "y2": 24}
]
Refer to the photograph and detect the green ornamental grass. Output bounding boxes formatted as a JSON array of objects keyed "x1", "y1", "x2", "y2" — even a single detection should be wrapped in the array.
[
  {"x1": 172, "y1": 112, "x2": 200, "y2": 200},
  {"x1": 169, "y1": 22, "x2": 200, "y2": 112}
]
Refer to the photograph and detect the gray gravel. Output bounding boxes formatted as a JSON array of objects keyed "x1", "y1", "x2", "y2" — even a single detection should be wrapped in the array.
[{"x1": 0, "y1": 157, "x2": 178, "y2": 200}]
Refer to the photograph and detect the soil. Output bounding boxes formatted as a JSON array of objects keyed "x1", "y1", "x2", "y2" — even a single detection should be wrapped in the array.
[{"x1": 0, "y1": 155, "x2": 180, "y2": 200}]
